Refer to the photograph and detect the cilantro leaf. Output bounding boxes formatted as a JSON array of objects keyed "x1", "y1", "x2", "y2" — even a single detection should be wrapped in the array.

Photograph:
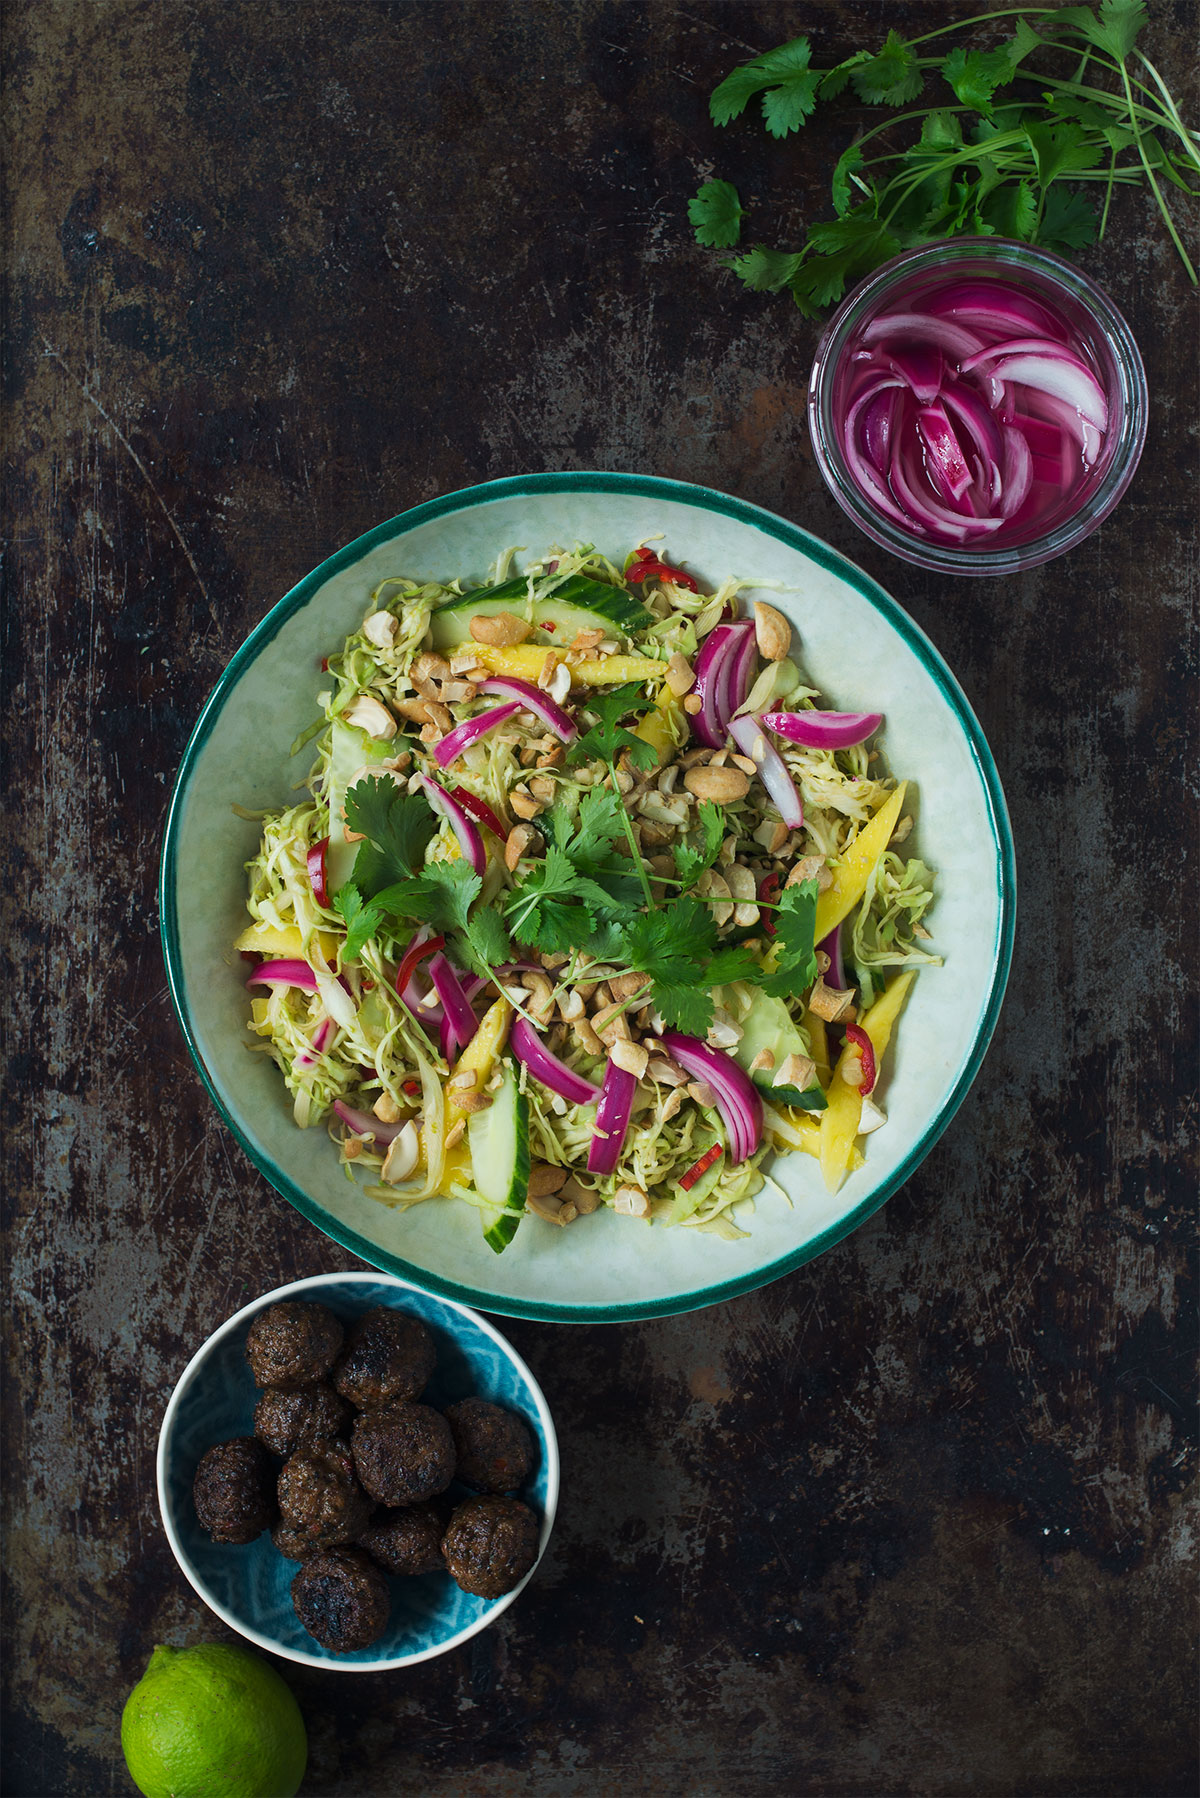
[
  {"x1": 652, "y1": 980, "x2": 714, "y2": 1037},
  {"x1": 566, "y1": 785, "x2": 628, "y2": 871},
  {"x1": 673, "y1": 801, "x2": 725, "y2": 890},
  {"x1": 709, "y1": 36, "x2": 820, "y2": 135},
  {"x1": 850, "y1": 30, "x2": 925, "y2": 107},
  {"x1": 819, "y1": 52, "x2": 873, "y2": 102},
  {"x1": 462, "y1": 906, "x2": 512, "y2": 972},
  {"x1": 759, "y1": 880, "x2": 819, "y2": 999},
  {"x1": 345, "y1": 777, "x2": 438, "y2": 898},
  {"x1": 1037, "y1": 184, "x2": 1098, "y2": 251},
  {"x1": 939, "y1": 45, "x2": 1019, "y2": 116},
  {"x1": 1023, "y1": 120, "x2": 1105, "y2": 186},
  {"x1": 567, "y1": 683, "x2": 657, "y2": 773},
  {"x1": 832, "y1": 142, "x2": 865, "y2": 217},
  {"x1": 1046, "y1": 0, "x2": 1147, "y2": 61},
  {"x1": 689, "y1": 180, "x2": 744, "y2": 249},
  {"x1": 504, "y1": 846, "x2": 623, "y2": 952},
  {"x1": 977, "y1": 176, "x2": 1039, "y2": 242},
  {"x1": 729, "y1": 245, "x2": 806, "y2": 294},
  {"x1": 332, "y1": 884, "x2": 385, "y2": 959},
  {"x1": 707, "y1": 945, "x2": 763, "y2": 987},
  {"x1": 788, "y1": 211, "x2": 901, "y2": 316},
  {"x1": 373, "y1": 860, "x2": 481, "y2": 934}
]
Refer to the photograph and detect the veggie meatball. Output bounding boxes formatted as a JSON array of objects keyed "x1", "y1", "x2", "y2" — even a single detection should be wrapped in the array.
[
  {"x1": 442, "y1": 1495, "x2": 540, "y2": 1599},
  {"x1": 444, "y1": 1398, "x2": 535, "y2": 1493},
  {"x1": 291, "y1": 1547, "x2": 390, "y2": 1654},
  {"x1": 351, "y1": 1401, "x2": 455, "y2": 1505},
  {"x1": 246, "y1": 1301, "x2": 343, "y2": 1390},
  {"x1": 272, "y1": 1521, "x2": 326, "y2": 1563},
  {"x1": 358, "y1": 1503, "x2": 446, "y2": 1577},
  {"x1": 332, "y1": 1307, "x2": 436, "y2": 1410},
  {"x1": 193, "y1": 1437, "x2": 276, "y2": 1545},
  {"x1": 277, "y1": 1441, "x2": 373, "y2": 1549},
  {"x1": 253, "y1": 1381, "x2": 353, "y2": 1457}
]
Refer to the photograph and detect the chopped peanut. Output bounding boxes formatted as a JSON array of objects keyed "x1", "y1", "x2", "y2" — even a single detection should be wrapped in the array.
[
  {"x1": 469, "y1": 611, "x2": 533, "y2": 646},
  {"x1": 362, "y1": 611, "x2": 398, "y2": 649},
  {"x1": 778, "y1": 1052, "x2": 816, "y2": 1091},
  {"x1": 455, "y1": 1090, "x2": 493, "y2": 1114},
  {"x1": 611, "y1": 1038, "x2": 650, "y2": 1079},
  {"x1": 528, "y1": 1163, "x2": 569, "y2": 1199},
  {"x1": 343, "y1": 694, "x2": 397, "y2": 739},
  {"x1": 807, "y1": 978, "x2": 856, "y2": 1022},
  {"x1": 753, "y1": 601, "x2": 791, "y2": 662},
  {"x1": 664, "y1": 652, "x2": 695, "y2": 696}
]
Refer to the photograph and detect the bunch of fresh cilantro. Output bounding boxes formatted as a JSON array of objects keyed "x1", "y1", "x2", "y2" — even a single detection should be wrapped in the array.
[
  {"x1": 333, "y1": 750, "x2": 821, "y2": 1042},
  {"x1": 689, "y1": 1, "x2": 1199, "y2": 315}
]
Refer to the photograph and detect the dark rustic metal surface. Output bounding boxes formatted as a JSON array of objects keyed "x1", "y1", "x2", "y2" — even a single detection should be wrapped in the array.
[{"x1": 3, "y1": 2, "x2": 1197, "y2": 1793}]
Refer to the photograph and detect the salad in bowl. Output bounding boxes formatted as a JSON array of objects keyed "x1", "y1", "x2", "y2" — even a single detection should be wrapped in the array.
[{"x1": 236, "y1": 542, "x2": 938, "y2": 1252}]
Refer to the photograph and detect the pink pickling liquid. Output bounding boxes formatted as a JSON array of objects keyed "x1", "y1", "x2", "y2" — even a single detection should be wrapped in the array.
[{"x1": 831, "y1": 270, "x2": 1121, "y2": 548}]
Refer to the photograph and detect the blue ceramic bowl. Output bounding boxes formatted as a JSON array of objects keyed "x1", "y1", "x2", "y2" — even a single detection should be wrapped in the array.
[
  {"x1": 161, "y1": 472, "x2": 1015, "y2": 1321},
  {"x1": 157, "y1": 1272, "x2": 558, "y2": 1671}
]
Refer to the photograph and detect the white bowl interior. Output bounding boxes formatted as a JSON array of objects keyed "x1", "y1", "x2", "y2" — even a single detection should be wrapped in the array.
[
  {"x1": 163, "y1": 476, "x2": 1012, "y2": 1319},
  {"x1": 157, "y1": 1273, "x2": 558, "y2": 1670}
]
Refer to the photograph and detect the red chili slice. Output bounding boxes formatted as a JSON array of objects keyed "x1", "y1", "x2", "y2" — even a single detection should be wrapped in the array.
[
  {"x1": 627, "y1": 546, "x2": 699, "y2": 591},
  {"x1": 402, "y1": 1078, "x2": 420, "y2": 1096},
  {"x1": 395, "y1": 932, "x2": 444, "y2": 997},
  {"x1": 448, "y1": 785, "x2": 507, "y2": 841},
  {"x1": 843, "y1": 1022, "x2": 877, "y2": 1095},
  {"x1": 758, "y1": 871, "x2": 781, "y2": 935},
  {"x1": 306, "y1": 837, "x2": 330, "y2": 907},
  {"x1": 679, "y1": 1142, "x2": 722, "y2": 1191}
]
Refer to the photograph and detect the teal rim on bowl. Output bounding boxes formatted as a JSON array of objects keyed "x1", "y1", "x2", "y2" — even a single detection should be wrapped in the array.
[{"x1": 160, "y1": 471, "x2": 1016, "y2": 1322}]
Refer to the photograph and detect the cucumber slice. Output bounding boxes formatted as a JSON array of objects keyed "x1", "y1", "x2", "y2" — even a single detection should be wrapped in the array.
[
  {"x1": 733, "y1": 991, "x2": 828, "y2": 1113},
  {"x1": 324, "y1": 718, "x2": 397, "y2": 893},
  {"x1": 467, "y1": 1062, "x2": 530, "y2": 1253},
  {"x1": 429, "y1": 574, "x2": 652, "y2": 649}
]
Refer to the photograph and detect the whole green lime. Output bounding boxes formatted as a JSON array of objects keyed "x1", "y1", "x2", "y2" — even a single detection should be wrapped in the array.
[{"x1": 121, "y1": 1642, "x2": 307, "y2": 1798}]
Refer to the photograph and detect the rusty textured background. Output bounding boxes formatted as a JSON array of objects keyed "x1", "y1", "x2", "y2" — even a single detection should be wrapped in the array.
[{"x1": 2, "y1": 2, "x2": 1197, "y2": 1793}]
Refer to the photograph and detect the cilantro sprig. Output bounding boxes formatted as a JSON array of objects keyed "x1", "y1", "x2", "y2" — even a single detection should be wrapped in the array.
[
  {"x1": 690, "y1": 2, "x2": 1199, "y2": 312},
  {"x1": 332, "y1": 777, "x2": 514, "y2": 980},
  {"x1": 566, "y1": 683, "x2": 659, "y2": 910}
]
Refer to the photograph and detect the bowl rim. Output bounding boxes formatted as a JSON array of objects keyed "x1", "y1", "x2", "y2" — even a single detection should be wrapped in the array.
[
  {"x1": 156, "y1": 1270, "x2": 560, "y2": 1671},
  {"x1": 159, "y1": 469, "x2": 1017, "y2": 1321}
]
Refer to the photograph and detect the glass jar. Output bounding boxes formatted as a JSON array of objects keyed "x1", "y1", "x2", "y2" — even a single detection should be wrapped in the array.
[{"x1": 807, "y1": 238, "x2": 1148, "y2": 576}]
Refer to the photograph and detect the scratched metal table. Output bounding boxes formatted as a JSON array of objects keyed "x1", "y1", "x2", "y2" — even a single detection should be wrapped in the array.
[{"x1": 3, "y1": 3, "x2": 1196, "y2": 1793}]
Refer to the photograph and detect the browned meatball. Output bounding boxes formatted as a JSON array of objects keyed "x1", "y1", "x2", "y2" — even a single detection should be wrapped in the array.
[
  {"x1": 358, "y1": 1503, "x2": 446, "y2": 1577},
  {"x1": 193, "y1": 1438, "x2": 276, "y2": 1545},
  {"x1": 441, "y1": 1496, "x2": 540, "y2": 1599},
  {"x1": 331, "y1": 1307, "x2": 436, "y2": 1410},
  {"x1": 291, "y1": 1547, "x2": 390, "y2": 1653},
  {"x1": 272, "y1": 1521, "x2": 326, "y2": 1563},
  {"x1": 246, "y1": 1302, "x2": 343, "y2": 1390},
  {"x1": 277, "y1": 1441, "x2": 373, "y2": 1549},
  {"x1": 253, "y1": 1381, "x2": 353, "y2": 1457},
  {"x1": 444, "y1": 1399, "x2": 535, "y2": 1493},
  {"x1": 351, "y1": 1401, "x2": 455, "y2": 1505}
]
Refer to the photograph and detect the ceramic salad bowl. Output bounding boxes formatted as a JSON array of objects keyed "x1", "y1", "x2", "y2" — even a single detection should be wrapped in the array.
[{"x1": 160, "y1": 472, "x2": 1015, "y2": 1321}]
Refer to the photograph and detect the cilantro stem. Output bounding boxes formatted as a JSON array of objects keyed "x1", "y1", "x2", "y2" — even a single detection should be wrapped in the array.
[
  {"x1": 1117, "y1": 55, "x2": 1198, "y2": 282},
  {"x1": 901, "y1": 7, "x2": 1057, "y2": 49},
  {"x1": 1099, "y1": 142, "x2": 1118, "y2": 240},
  {"x1": 612, "y1": 765, "x2": 657, "y2": 911},
  {"x1": 1135, "y1": 54, "x2": 1200, "y2": 173}
]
